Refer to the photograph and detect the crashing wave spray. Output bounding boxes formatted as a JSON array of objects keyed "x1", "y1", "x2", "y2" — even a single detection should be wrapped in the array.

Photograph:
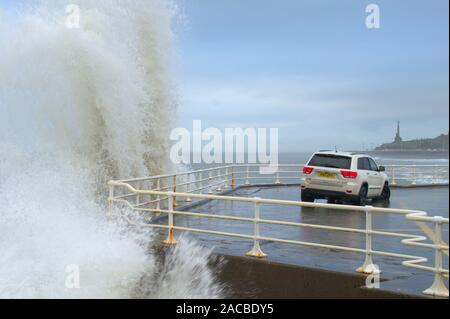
[
  {"x1": 1, "y1": 0, "x2": 176, "y2": 179},
  {"x1": 0, "y1": 0, "x2": 223, "y2": 298}
]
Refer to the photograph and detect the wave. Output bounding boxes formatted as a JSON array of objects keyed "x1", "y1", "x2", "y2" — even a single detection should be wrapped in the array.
[{"x1": 0, "y1": 0, "x2": 222, "y2": 299}]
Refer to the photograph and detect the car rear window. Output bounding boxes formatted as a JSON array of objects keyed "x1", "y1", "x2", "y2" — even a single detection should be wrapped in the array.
[{"x1": 308, "y1": 154, "x2": 352, "y2": 169}]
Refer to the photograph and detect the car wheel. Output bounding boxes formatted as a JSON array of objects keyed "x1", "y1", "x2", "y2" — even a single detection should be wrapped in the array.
[
  {"x1": 354, "y1": 185, "x2": 368, "y2": 206},
  {"x1": 381, "y1": 183, "x2": 391, "y2": 201}
]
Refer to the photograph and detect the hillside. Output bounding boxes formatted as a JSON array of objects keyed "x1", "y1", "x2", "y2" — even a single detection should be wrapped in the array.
[{"x1": 376, "y1": 133, "x2": 449, "y2": 150}]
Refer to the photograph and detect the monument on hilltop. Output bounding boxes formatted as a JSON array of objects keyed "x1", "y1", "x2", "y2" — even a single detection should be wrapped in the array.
[{"x1": 376, "y1": 121, "x2": 449, "y2": 151}]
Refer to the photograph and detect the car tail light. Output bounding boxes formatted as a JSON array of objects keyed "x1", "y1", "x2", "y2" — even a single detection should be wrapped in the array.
[
  {"x1": 303, "y1": 167, "x2": 314, "y2": 175},
  {"x1": 341, "y1": 170, "x2": 358, "y2": 179}
]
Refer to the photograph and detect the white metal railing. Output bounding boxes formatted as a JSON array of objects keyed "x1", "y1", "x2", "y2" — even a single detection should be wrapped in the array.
[
  {"x1": 387, "y1": 165, "x2": 449, "y2": 186},
  {"x1": 108, "y1": 164, "x2": 449, "y2": 297}
]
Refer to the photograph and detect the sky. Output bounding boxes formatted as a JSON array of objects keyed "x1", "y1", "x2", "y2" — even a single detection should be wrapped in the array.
[
  {"x1": 1, "y1": 0, "x2": 448, "y2": 152},
  {"x1": 174, "y1": 0, "x2": 449, "y2": 151}
]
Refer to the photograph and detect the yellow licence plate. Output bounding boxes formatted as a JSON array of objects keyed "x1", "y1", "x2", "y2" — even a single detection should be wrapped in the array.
[{"x1": 317, "y1": 172, "x2": 337, "y2": 179}]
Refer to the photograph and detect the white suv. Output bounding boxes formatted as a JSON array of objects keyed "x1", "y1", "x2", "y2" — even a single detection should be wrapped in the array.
[{"x1": 301, "y1": 151, "x2": 391, "y2": 206}]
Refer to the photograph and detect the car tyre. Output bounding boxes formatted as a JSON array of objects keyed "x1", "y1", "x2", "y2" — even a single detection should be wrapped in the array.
[
  {"x1": 301, "y1": 192, "x2": 315, "y2": 203},
  {"x1": 354, "y1": 185, "x2": 368, "y2": 206},
  {"x1": 380, "y1": 183, "x2": 391, "y2": 201}
]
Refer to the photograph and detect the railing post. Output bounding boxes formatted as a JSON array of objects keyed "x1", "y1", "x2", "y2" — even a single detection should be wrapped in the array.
[
  {"x1": 433, "y1": 166, "x2": 438, "y2": 185},
  {"x1": 275, "y1": 170, "x2": 281, "y2": 185},
  {"x1": 136, "y1": 181, "x2": 141, "y2": 207},
  {"x1": 185, "y1": 173, "x2": 192, "y2": 202},
  {"x1": 163, "y1": 192, "x2": 177, "y2": 245},
  {"x1": 423, "y1": 217, "x2": 449, "y2": 297},
  {"x1": 216, "y1": 168, "x2": 222, "y2": 192},
  {"x1": 223, "y1": 167, "x2": 230, "y2": 190},
  {"x1": 246, "y1": 198, "x2": 267, "y2": 258},
  {"x1": 357, "y1": 207, "x2": 380, "y2": 275},
  {"x1": 156, "y1": 178, "x2": 161, "y2": 213},
  {"x1": 199, "y1": 171, "x2": 203, "y2": 194},
  {"x1": 108, "y1": 183, "x2": 114, "y2": 219},
  {"x1": 172, "y1": 175, "x2": 178, "y2": 207},
  {"x1": 231, "y1": 166, "x2": 236, "y2": 190},
  {"x1": 411, "y1": 165, "x2": 417, "y2": 186},
  {"x1": 208, "y1": 171, "x2": 213, "y2": 194},
  {"x1": 391, "y1": 167, "x2": 397, "y2": 186},
  {"x1": 245, "y1": 166, "x2": 251, "y2": 186}
]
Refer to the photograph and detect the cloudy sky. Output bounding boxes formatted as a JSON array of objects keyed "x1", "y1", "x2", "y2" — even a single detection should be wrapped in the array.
[
  {"x1": 174, "y1": 0, "x2": 449, "y2": 151},
  {"x1": 1, "y1": 0, "x2": 448, "y2": 152}
]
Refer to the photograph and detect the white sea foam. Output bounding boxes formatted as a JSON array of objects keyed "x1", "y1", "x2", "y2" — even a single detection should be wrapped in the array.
[{"x1": 0, "y1": 0, "x2": 223, "y2": 299}]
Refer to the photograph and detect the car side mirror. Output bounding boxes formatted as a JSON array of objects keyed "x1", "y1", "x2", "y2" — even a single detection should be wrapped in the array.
[{"x1": 379, "y1": 166, "x2": 386, "y2": 172}]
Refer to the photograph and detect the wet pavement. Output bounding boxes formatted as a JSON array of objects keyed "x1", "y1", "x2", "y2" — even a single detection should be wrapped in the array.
[{"x1": 154, "y1": 185, "x2": 449, "y2": 297}]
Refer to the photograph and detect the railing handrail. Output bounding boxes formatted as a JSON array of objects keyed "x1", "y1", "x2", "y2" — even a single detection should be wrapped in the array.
[
  {"x1": 117, "y1": 165, "x2": 235, "y2": 183},
  {"x1": 109, "y1": 180, "x2": 449, "y2": 221},
  {"x1": 117, "y1": 163, "x2": 449, "y2": 184},
  {"x1": 384, "y1": 164, "x2": 449, "y2": 167}
]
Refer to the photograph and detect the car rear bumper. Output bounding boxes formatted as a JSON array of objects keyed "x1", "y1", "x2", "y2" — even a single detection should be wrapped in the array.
[
  {"x1": 301, "y1": 188, "x2": 358, "y2": 201},
  {"x1": 302, "y1": 178, "x2": 360, "y2": 197}
]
